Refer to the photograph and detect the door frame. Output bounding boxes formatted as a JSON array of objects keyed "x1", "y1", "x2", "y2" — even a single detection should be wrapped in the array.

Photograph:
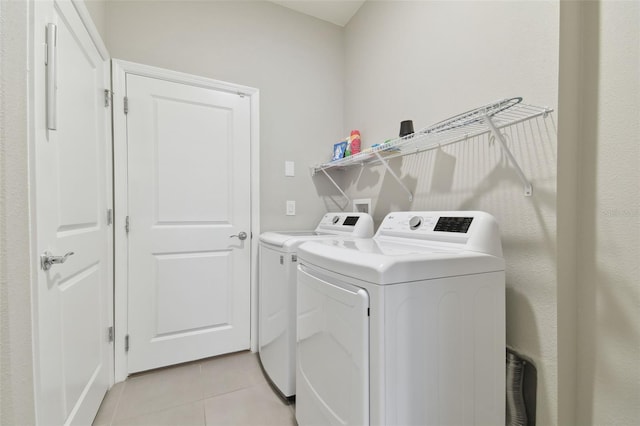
[{"x1": 112, "y1": 60, "x2": 260, "y2": 382}]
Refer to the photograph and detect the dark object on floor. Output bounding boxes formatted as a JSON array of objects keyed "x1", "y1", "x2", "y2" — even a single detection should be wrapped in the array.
[{"x1": 506, "y1": 348, "x2": 537, "y2": 426}]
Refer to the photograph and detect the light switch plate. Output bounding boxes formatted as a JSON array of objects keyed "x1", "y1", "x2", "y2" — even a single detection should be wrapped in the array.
[
  {"x1": 286, "y1": 200, "x2": 296, "y2": 215},
  {"x1": 285, "y1": 161, "x2": 295, "y2": 177}
]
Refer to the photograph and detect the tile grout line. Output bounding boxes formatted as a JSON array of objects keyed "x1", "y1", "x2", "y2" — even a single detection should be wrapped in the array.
[
  {"x1": 200, "y1": 380, "x2": 270, "y2": 402},
  {"x1": 106, "y1": 381, "x2": 127, "y2": 426},
  {"x1": 110, "y1": 399, "x2": 207, "y2": 425},
  {"x1": 199, "y1": 362, "x2": 208, "y2": 426},
  {"x1": 198, "y1": 356, "x2": 271, "y2": 403},
  {"x1": 107, "y1": 353, "x2": 281, "y2": 425},
  {"x1": 201, "y1": 362, "x2": 208, "y2": 426}
]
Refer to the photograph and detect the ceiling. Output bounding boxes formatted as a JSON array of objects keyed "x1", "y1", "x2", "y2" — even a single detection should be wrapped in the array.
[{"x1": 269, "y1": 0, "x2": 366, "y2": 27}]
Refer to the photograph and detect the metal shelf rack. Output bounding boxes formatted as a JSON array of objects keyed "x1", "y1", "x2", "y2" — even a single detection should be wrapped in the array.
[{"x1": 312, "y1": 97, "x2": 553, "y2": 201}]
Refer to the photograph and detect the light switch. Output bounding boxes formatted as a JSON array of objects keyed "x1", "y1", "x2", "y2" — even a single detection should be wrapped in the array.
[
  {"x1": 286, "y1": 200, "x2": 296, "y2": 216},
  {"x1": 285, "y1": 161, "x2": 295, "y2": 177}
]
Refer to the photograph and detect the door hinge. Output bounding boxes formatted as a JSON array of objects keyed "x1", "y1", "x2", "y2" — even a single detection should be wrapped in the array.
[
  {"x1": 279, "y1": 255, "x2": 284, "y2": 265},
  {"x1": 367, "y1": 308, "x2": 370, "y2": 317},
  {"x1": 125, "y1": 334, "x2": 130, "y2": 352},
  {"x1": 104, "y1": 89, "x2": 112, "y2": 107},
  {"x1": 291, "y1": 254, "x2": 297, "y2": 262},
  {"x1": 125, "y1": 216, "x2": 130, "y2": 233},
  {"x1": 124, "y1": 96, "x2": 129, "y2": 114},
  {"x1": 108, "y1": 326, "x2": 114, "y2": 342},
  {"x1": 107, "y1": 209, "x2": 113, "y2": 226}
]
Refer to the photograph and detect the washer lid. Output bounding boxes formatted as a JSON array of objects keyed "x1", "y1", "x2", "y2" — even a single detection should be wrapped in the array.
[
  {"x1": 259, "y1": 212, "x2": 374, "y2": 249},
  {"x1": 297, "y1": 238, "x2": 505, "y2": 285},
  {"x1": 259, "y1": 231, "x2": 334, "y2": 249}
]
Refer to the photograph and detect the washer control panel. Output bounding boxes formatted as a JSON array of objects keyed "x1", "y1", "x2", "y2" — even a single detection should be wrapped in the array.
[
  {"x1": 375, "y1": 211, "x2": 502, "y2": 256},
  {"x1": 379, "y1": 213, "x2": 441, "y2": 234},
  {"x1": 381, "y1": 213, "x2": 476, "y2": 233},
  {"x1": 315, "y1": 212, "x2": 374, "y2": 237},
  {"x1": 433, "y1": 216, "x2": 474, "y2": 233}
]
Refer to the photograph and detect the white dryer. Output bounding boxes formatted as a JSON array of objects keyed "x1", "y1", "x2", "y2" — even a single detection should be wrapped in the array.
[
  {"x1": 296, "y1": 211, "x2": 505, "y2": 426},
  {"x1": 259, "y1": 212, "x2": 374, "y2": 398}
]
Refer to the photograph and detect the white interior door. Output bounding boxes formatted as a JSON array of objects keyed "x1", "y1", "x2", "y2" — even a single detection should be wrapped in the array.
[
  {"x1": 33, "y1": 1, "x2": 112, "y2": 424},
  {"x1": 125, "y1": 71, "x2": 252, "y2": 373}
]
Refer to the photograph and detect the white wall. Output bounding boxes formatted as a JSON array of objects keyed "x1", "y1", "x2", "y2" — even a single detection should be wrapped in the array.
[
  {"x1": 104, "y1": 0, "x2": 346, "y2": 232},
  {"x1": 0, "y1": 0, "x2": 37, "y2": 424},
  {"x1": 557, "y1": 1, "x2": 581, "y2": 423},
  {"x1": 573, "y1": 2, "x2": 640, "y2": 424},
  {"x1": 341, "y1": 1, "x2": 560, "y2": 424},
  {"x1": 83, "y1": 0, "x2": 107, "y2": 41}
]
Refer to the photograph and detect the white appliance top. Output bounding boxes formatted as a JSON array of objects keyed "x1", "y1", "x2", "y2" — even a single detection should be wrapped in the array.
[
  {"x1": 298, "y1": 211, "x2": 505, "y2": 285},
  {"x1": 260, "y1": 212, "x2": 374, "y2": 249}
]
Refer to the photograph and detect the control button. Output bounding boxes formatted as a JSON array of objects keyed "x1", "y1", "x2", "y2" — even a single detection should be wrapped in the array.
[
  {"x1": 332, "y1": 216, "x2": 340, "y2": 224},
  {"x1": 409, "y1": 216, "x2": 422, "y2": 230}
]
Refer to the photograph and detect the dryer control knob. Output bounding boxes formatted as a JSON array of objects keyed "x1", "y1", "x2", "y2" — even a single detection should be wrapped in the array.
[
  {"x1": 409, "y1": 216, "x2": 422, "y2": 230},
  {"x1": 332, "y1": 216, "x2": 340, "y2": 224}
]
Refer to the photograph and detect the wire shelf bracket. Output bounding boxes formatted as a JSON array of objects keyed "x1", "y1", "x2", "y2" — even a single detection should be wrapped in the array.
[
  {"x1": 482, "y1": 114, "x2": 533, "y2": 196},
  {"x1": 312, "y1": 98, "x2": 552, "y2": 200},
  {"x1": 320, "y1": 168, "x2": 351, "y2": 205},
  {"x1": 374, "y1": 151, "x2": 414, "y2": 201}
]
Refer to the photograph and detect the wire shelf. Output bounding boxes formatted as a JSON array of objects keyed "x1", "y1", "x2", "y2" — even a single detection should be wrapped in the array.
[{"x1": 313, "y1": 98, "x2": 552, "y2": 173}]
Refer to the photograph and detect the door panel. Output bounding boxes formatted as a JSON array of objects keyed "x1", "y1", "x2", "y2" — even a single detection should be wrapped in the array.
[
  {"x1": 155, "y1": 98, "x2": 231, "y2": 223},
  {"x1": 126, "y1": 73, "x2": 251, "y2": 373},
  {"x1": 154, "y1": 252, "x2": 231, "y2": 335},
  {"x1": 33, "y1": 1, "x2": 112, "y2": 424},
  {"x1": 55, "y1": 10, "x2": 100, "y2": 230},
  {"x1": 60, "y1": 267, "x2": 102, "y2": 415}
]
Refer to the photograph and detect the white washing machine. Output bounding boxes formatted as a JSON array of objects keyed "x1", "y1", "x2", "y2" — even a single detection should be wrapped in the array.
[
  {"x1": 296, "y1": 211, "x2": 506, "y2": 426},
  {"x1": 259, "y1": 212, "x2": 374, "y2": 398}
]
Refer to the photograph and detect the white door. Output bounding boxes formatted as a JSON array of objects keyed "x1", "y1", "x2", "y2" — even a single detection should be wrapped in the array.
[
  {"x1": 124, "y1": 71, "x2": 252, "y2": 373},
  {"x1": 33, "y1": 1, "x2": 112, "y2": 424}
]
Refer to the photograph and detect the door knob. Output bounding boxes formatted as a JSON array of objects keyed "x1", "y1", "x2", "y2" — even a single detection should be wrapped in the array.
[
  {"x1": 41, "y1": 251, "x2": 74, "y2": 271},
  {"x1": 229, "y1": 231, "x2": 248, "y2": 241}
]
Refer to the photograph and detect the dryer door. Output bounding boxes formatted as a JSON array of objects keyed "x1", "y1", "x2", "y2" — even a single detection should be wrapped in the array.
[{"x1": 296, "y1": 264, "x2": 369, "y2": 426}]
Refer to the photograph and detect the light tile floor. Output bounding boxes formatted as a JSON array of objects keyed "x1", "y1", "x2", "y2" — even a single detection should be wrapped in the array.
[{"x1": 93, "y1": 351, "x2": 297, "y2": 426}]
